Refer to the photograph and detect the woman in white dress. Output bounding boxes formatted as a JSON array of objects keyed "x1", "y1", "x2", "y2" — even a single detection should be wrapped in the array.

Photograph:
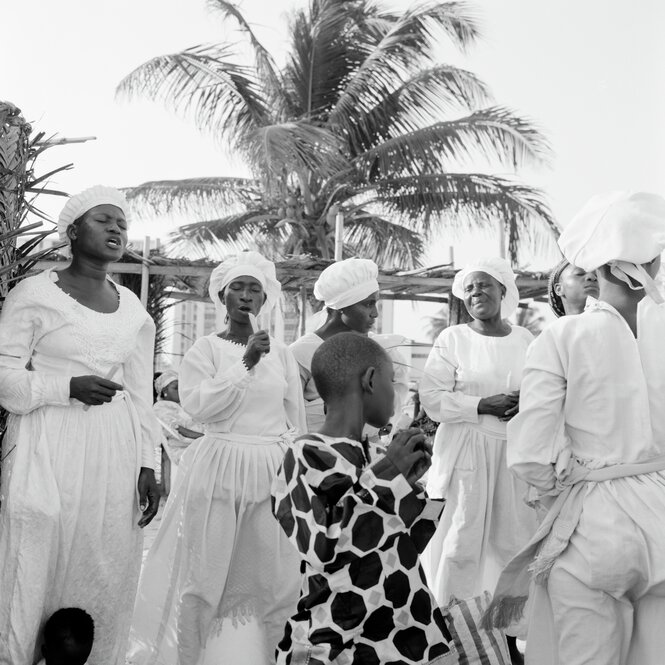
[
  {"x1": 128, "y1": 251, "x2": 306, "y2": 665},
  {"x1": 152, "y1": 370, "x2": 202, "y2": 492},
  {"x1": 419, "y1": 256, "x2": 537, "y2": 663},
  {"x1": 0, "y1": 185, "x2": 160, "y2": 665},
  {"x1": 290, "y1": 258, "x2": 410, "y2": 436},
  {"x1": 487, "y1": 192, "x2": 665, "y2": 665}
]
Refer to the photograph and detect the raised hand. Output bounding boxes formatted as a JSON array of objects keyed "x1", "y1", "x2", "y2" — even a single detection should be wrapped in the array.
[
  {"x1": 243, "y1": 330, "x2": 271, "y2": 369},
  {"x1": 385, "y1": 428, "x2": 433, "y2": 485}
]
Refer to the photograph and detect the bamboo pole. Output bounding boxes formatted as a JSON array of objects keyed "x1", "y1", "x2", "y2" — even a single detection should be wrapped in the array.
[
  {"x1": 334, "y1": 211, "x2": 344, "y2": 261},
  {"x1": 299, "y1": 285, "x2": 308, "y2": 336},
  {"x1": 140, "y1": 236, "x2": 150, "y2": 308}
]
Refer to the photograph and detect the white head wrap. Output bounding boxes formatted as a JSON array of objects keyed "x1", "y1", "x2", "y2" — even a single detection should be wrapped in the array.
[
  {"x1": 313, "y1": 258, "x2": 380, "y2": 310},
  {"x1": 57, "y1": 185, "x2": 131, "y2": 246},
  {"x1": 559, "y1": 191, "x2": 665, "y2": 303},
  {"x1": 154, "y1": 370, "x2": 178, "y2": 398},
  {"x1": 208, "y1": 251, "x2": 281, "y2": 329},
  {"x1": 452, "y1": 256, "x2": 520, "y2": 319}
]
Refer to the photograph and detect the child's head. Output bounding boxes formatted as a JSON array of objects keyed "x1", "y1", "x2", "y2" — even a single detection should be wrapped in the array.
[
  {"x1": 42, "y1": 608, "x2": 94, "y2": 665},
  {"x1": 312, "y1": 332, "x2": 394, "y2": 429}
]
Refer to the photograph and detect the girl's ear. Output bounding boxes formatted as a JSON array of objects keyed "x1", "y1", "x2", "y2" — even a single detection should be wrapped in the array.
[
  {"x1": 554, "y1": 282, "x2": 564, "y2": 297},
  {"x1": 360, "y1": 366, "x2": 375, "y2": 394},
  {"x1": 66, "y1": 223, "x2": 78, "y2": 242}
]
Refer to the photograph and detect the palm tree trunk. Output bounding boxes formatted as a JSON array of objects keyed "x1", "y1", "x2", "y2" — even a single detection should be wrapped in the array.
[{"x1": 0, "y1": 102, "x2": 31, "y2": 299}]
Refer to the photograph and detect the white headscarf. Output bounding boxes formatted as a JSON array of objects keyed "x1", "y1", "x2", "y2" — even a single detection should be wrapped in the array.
[
  {"x1": 57, "y1": 185, "x2": 131, "y2": 246},
  {"x1": 313, "y1": 258, "x2": 380, "y2": 310},
  {"x1": 154, "y1": 370, "x2": 178, "y2": 398},
  {"x1": 559, "y1": 191, "x2": 665, "y2": 303},
  {"x1": 208, "y1": 251, "x2": 281, "y2": 329},
  {"x1": 452, "y1": 256, "x2": 520, "y2": 319}
]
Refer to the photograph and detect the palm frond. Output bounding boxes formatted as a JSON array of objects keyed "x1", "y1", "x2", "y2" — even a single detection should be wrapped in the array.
[
  {"x1": 168, "y1": 209, "x2": 287, "y2": 259},
  {"x1": 206, "y1": 0, "x2": 284, "y2": 98},
  {"x1": 329, "y1": 1, "x2": 481, "y2": 134},
  {"x1": 343, "y1": 212, "x2": 424, "y2": 268},
  {"x1": 122, "y1": 177, "x2": 260, "y2": 221},
  {"x1": 116, "y1": 44, "x2": 270, "y2": 144},
  {"x1": 346, "y1": 65, "x2": 492, "y2": 154},
  {"x1": 246, "y1": 122, "x2": 348, "y2": 180},
  {"x1": 353, "y1": 172, "x2": 556, "y2": 237},
  {"x1": 354, "y1": 106, "x2": 552, "y2": 178}
]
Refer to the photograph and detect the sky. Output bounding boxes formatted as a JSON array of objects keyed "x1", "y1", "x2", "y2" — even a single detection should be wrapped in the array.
[{"x1": 4, "y1": 0, "x2": 665, "y2": 266}]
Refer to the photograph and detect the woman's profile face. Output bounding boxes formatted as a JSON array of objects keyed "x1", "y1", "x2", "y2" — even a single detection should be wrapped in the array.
[
  {"x1": 341, "y1": 291, "x2": 379, "y2": 334},
  {"x1": 69, "y1": 204, "x2": 128, "y2": 260},
  {"x1": 462, "y1": 271, "x2": 504, "y2": 320},
  {"x1": 222, "y1": 276, "x2": 266, "y2": 322},
  {"x1": 555, "y1": 264, "x2": 598, "y2": 313}
]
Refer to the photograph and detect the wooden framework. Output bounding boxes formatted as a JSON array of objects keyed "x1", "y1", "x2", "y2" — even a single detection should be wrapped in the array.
[{"x1": 36, "y1": 254, "x2": 551, "y2": 305}]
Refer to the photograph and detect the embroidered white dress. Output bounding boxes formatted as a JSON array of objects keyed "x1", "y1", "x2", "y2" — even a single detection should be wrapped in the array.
[
  {"x1": 127, "y1": 334, "x2": 306, "y2": 665},
  {"x1": 0, "y1": 270, "x2": 158, "y2": 665},
  {"x1": 419, "y1": 324, "x2": 537, "y2": 615},
  {"x1": 289, "y1": 332, "x2": 411, "y2": 435}
]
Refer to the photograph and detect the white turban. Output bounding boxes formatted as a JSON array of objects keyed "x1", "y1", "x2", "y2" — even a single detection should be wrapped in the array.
[
  {"x1": 57, "y1": 185, "x2": 131, "y2": 245},
  {"x1": 208, "y1": 251, "x2": 281, "y2": 328},
  {"x1": 559, "y1": 191, "x2": 665, "y2": 303},
  {"x1": 154, "y1": 370, "x2": 178, "y2": 398},
  {"x1": 313, "y1": 258, "x2": 380, "y2": 310},
  {"x1": 452, "y1": 256, "x2": 520, "y2": 319}
]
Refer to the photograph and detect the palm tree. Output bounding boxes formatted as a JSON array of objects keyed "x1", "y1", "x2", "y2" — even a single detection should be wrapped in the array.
[{"x1": 117, "y1": 0, "x2": 556, "y2": 268}]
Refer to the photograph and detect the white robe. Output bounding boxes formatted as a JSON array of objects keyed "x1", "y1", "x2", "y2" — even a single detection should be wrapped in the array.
[
  {"x1": 0, "y1": 270, "x2": 158, "y2": 665},
  {"x1": 127, "y1": 334, "x2": 306, "y2": 665},
  {"x1": 508, "y1": 297, "x2": 665, "y2": 665},
  {"x1": 289, "y1": 332, "x2": 411, "y2": 435},
  {"x1": 418, "y1": 323, "x2": 537, "y2": 615}
]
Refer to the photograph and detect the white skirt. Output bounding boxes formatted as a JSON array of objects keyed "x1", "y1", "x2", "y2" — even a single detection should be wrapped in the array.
[
  {"x1": 127, "y1": 431, "x2": 301, "y2": 665},
  {"x1": 422, "y1": 422, "x2": 537, "y2": 623},
  {"x1": 0, "y1": 395, "x2": 143, "y2": 665}
]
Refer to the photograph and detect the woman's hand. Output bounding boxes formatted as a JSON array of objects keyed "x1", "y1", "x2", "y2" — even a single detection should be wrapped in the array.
[
  {"x1": 70, "y1": 375, "x2": 123, "y2": 405},
  {"x1": 242, "y1": 330, "x2": 271, "y2": 369},
  {"x1": 478, "y1": 392, "x2": 519, "y2": 419},
  {"x1": 137, "y1": 467, "x2": 160, "y2": 528},
  {"x1": 385, "y1": 428, "x2": 433, "y2": 486}
]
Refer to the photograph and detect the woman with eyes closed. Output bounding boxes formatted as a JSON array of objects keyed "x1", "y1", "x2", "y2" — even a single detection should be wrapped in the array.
[
  {"x1": 128, "y1": 251, "x2": 306, "y2": 665},
  {"x1": 290, "y1": 257, "x2": 410, "y2": 438},
  {"x1": 0, "y1": 186, "x2": 161, "y2": 665},
  {"x1": 548, "y1": 259, "x2": 599, "y2": 317},
  {"x1": 419, "y1": 257, "x2": 537, "y2": 664}
]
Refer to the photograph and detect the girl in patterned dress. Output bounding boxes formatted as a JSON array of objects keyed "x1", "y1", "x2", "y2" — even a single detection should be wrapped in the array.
[{"x1": 272, "y1": 333, "x2": 455, "y2": 665}]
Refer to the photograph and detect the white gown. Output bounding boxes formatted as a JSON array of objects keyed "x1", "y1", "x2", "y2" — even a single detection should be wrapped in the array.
[
  {"x1": 0, "y1": 270, "x2": 158, "y2": 665},
  {"x1": 128, "y1": 334, "x2": 306, "y2": 665},
  {"x1": 508, "y1": 297, "x2": 665, "y2": 665},
  {"x1": 418, "y1": 323, "x2": 537, "y2": 614}
]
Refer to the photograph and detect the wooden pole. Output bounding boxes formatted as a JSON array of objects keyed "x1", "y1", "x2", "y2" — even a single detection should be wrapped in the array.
[
  {"x1": 140, "y1": 236, "x2": 150, "y2": 308},
  {"x1": 334, "y1": 211, "x2": 344, "y2": 261},
  {"x1": 299, "y1": 285, "x2": 308, "y2": 336}
]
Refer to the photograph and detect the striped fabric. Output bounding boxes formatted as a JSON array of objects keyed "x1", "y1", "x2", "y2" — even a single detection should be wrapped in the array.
[{"x1": 444, "y1": 592, "x2": 511, "y2": 665}]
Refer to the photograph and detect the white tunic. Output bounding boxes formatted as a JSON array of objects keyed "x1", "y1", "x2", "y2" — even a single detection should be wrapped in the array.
[
  {"x1": 507, "y1": 297, "x2": 665, "y2": 665},
  {"x1": 128, "y1": 334, "x2": 306, "y2": 665},
  {"x1": 289, "y1": 332, "x2": 411, "y2": 435},
  {"x1": 0, "y1": 270, "x2": 158, "y2": 665},
  {"x1": 418, "y1": 324, "x2": 537, "y2": 613}
]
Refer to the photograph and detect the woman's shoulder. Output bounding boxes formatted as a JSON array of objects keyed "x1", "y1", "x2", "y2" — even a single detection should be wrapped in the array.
[
  {"x1": 289, "y1": 332, "x2": 322, "y2": 363},
  {"x1": 509, "y1": 324, "x2": 536, "y2": 343},
  {"x1": 1, "y1": 271, "x2": 54, "y2": 311}
]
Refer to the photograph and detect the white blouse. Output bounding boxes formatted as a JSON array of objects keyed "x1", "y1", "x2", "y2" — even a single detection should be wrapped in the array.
[
  {"x1": 420, "y1": 324, "x2": 534, "y2": 439},
  {"x1": 178, "y1": 334, "x2": 306, "y2": 436},
  {"x1": 0, "y1": 270, "x2": 159, "y2": 466},
  {"x1": 508, "y1": 297, "x2": 665, "y2": 491}
]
